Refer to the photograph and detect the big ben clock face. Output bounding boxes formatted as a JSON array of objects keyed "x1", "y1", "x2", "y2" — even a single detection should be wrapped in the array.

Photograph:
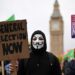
[{"x1": 51, "y1": 21, "x2": 60, "y2": 31}]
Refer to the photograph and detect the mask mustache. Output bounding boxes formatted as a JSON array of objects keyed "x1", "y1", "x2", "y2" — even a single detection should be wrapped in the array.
[
  {"x1": 35, "y1": 42, "x2": 43, "y2": 45},
  {"x1": 35, "y1": 43, "x2": 44, "y2": 49},
  {"x1": 32, "y1": 42, "x2": 44, "y2": 49}
]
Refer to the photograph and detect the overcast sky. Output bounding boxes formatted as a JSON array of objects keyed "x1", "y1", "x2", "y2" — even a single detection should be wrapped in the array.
[{"x1": 0, "y1": 0, "x2": 75, "y2": 52}]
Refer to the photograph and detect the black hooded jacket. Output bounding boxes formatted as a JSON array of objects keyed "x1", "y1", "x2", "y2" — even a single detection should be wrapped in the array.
[{"x1": 17, "y1": 30, "x2": 61, "y2": 75}]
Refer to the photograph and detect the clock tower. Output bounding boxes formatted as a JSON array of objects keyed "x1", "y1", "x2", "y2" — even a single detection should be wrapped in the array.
[{"x1": 50, "y1": 0, "x2": 63, "y2": 57}]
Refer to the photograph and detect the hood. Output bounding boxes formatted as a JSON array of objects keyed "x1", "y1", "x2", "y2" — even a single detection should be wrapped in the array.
[{"x1": 31, "y1": 30, "x2": 47, "y2": 54}]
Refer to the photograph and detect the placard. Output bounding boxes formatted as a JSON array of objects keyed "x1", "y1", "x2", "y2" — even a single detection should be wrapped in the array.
[
  {"x1": 0, "y1": 20, "x2": 29, "y2": 60},
  {"x1": 71, "y1": 15, "x2": 75, "y2": 38}
]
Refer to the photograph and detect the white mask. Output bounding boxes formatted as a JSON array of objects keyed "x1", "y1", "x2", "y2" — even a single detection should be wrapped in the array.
[{"x1": 32, "y1": 34, "x2": 44, "y2": 49}]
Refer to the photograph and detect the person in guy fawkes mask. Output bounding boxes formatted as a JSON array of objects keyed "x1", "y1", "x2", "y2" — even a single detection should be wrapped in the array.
[
  {"x1": 17, "y1": 30, "x2": 61, "y2": 75},
  {"x1": 30, "y1": 30, "x2": 46, "y2": 54},
  {"x1": 5, "y1": 30, "x2": 62, "y2": 75}
]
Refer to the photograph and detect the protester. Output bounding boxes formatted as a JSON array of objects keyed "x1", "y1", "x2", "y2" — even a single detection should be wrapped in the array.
[
  {"x1": 5, "y1": 30, "x2": 62, "y2": 75},
  {"x1": 62, "y1": 57, "x2": 68, "y2": 74},
  {"x1": 64, "y1": 58, "x2": 75, "y2": 75}
]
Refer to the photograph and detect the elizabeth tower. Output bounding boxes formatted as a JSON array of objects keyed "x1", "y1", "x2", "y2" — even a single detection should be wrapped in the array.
[{"x1": 49, "y1": 0, "x2": 64, "y2": 57}]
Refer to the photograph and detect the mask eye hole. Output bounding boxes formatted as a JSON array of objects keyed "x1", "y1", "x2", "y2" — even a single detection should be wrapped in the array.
[
  {"x1": 39, "y1": 37, "x2": 44, "y2": 40},
  {"x1": 32, "y1": 37, "x2": 36, "y2": 41}
]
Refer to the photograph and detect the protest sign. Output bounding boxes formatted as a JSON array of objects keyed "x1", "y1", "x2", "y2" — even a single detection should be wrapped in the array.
[{"x1": 0, "y1": 20, "x2": 29, "y2": 60}]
